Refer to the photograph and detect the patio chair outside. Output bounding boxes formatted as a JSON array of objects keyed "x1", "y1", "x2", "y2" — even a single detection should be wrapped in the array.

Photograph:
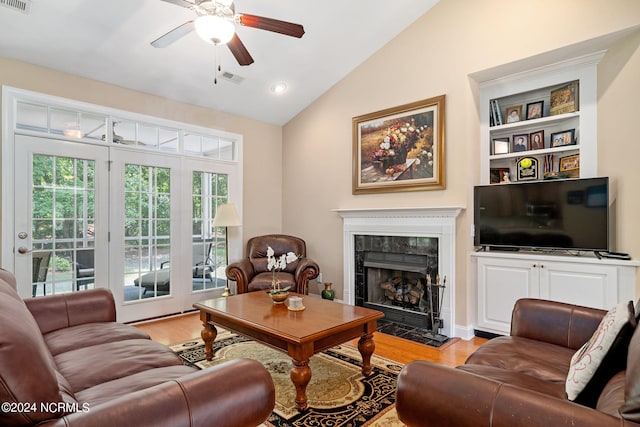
[{"x1": 31, "y1": 251, "x2": 51, "y2": 297}]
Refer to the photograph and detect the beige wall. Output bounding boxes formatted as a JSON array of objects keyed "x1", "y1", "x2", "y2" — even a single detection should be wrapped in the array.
[
  {"x1": 0, "y1": 57, "x2": 284, "y2": 251},
  {"x1": 282, "y1": 0, "x2": 640, "y2": 331},
  {"x1": 2, "y1": 0, "x2": 639, "y2": 333}
]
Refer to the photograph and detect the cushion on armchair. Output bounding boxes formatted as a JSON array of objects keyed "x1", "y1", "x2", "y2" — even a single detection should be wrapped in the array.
[{"x1": 566, "y1": 300, "x2": 636, "y2": 407}]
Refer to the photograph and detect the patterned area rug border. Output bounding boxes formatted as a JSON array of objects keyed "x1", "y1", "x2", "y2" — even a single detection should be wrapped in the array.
[{"x1": 171, "y1": 331, "x2": 406, "y2": 427}]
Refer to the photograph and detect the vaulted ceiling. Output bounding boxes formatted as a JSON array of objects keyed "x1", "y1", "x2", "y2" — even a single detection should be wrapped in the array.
[{"x1": 0, "y1": 0, "x2": 439, "y2": 125}]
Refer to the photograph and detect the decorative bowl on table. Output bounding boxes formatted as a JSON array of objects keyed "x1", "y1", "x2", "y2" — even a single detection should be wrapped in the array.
[{"x1": 267, "y1": 290, "x2": 289, "y2": 304}]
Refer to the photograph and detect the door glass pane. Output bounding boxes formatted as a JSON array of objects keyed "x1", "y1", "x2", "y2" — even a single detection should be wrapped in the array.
[
  {"x1": 31, "y1": 154, "x2": 96, "y2": 296},
  {"x1": 125, "y1": 164, "x2": 171, "y2": 301},
  {"x1": 192, "y1": 171, "x2": 228, "y2": 291}
]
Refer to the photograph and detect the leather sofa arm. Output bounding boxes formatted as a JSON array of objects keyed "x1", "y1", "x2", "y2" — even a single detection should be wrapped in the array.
[
  {"x1": 396, "y1": 361, "x2": 629, "y2": 427},
  {"x1": 24, "y1": 288, "x2": 117, "y2": 335},
  {"x1": 226, "y1": 258, "x2": 255, "y2": 294},
  {"x1": 294, "y1": 258, "x2": 319, "y2": 295},
  {"x1": 41, "y1": 359, "x2": 275, "y2": 427},
  {"x1": 510, "y1": 298, "x2": 606, "y2": 350}
]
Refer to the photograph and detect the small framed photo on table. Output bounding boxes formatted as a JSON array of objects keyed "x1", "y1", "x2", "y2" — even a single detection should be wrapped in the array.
[{"x1": 492, "y1": 137, "x2": 510, "y2": 155}]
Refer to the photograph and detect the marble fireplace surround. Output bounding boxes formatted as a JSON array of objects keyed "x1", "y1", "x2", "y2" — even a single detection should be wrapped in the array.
[{"x1": 335, "y1": 207, "x2": 463, "y2": 338}]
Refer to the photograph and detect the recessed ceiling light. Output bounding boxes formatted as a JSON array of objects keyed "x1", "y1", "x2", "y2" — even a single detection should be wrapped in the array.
[{"x1": 270, "y1": 82, "x2": 288, "y2": 95}]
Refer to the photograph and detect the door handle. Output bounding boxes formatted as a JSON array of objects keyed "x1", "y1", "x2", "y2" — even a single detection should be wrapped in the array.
[{"x1": 17, "y1": 246, "x2": 32, "y2": 254}]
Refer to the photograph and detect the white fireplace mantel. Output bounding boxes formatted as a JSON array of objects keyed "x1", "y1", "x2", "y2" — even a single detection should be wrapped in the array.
[
  {"x1": 334, "y1": 206, "x2": 463, "y2": 218},
  {"x1": 334, "y1": 206, "x2": 464, "y2": 338}
]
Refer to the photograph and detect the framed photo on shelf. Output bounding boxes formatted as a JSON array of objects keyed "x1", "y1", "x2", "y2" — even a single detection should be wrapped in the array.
[
  {"x1": 526, "y1": 101, "x2": 544, "y2": 120},
  {"x1": 490, "y1": 167, "x2": 511, "y2": 184},
  {"x1": 512, "y1": 134, "x2": 528, "y2": 152},
  {"x1": 550, "y1": 82, "x2": 578, "y2": 115},
  {"x1": 551, "y1": 129, "x2": 576, "y2": 147},
  {"x1": 352, "y1": 95, "x2": 445, "y2": 194},
  {"x1": 559, "y1": 154, "x2": 580, "y2": 178},
  {"x1": 492, "y1": 137, "x2": 510, "y2": 155},
  {"x1": 529, "y1": 130, "x2": 544, "y2": 150},
  {"x1": 505, "y1": 105, "x2": 522, "y2": 124}
]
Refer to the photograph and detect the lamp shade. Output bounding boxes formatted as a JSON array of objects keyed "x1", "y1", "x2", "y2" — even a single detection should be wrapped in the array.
[
  {"x1": 194, "y1": 15, "x2": 235, "y2": 45},
  {"x1": 213, "y1": 203, "x2": 242, "y2": 227}
]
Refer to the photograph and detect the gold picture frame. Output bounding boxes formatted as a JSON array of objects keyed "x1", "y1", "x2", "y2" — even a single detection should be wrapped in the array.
[
  {"x1": 505, "y1": 105, "x2": 522, "y2": 123},
  {"x1": 559, "y1": 154, "x2": 580, "y2": 178},
  {"x1": 550, "y1": 81, "x2": 578, "y2": 116},
  {"x1": 352, "y1": 95, "x2": 445, "y2": 194}
]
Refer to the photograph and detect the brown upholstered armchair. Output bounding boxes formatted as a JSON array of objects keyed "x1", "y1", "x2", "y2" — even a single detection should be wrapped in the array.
[{"x1": 226, "y1": 234, "x2": 320, "y2": 294}]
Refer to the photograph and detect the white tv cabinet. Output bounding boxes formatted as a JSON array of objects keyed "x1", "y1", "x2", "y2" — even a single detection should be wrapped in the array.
[{"x1": 471, "y1": 251, "x2": 639, "y2": 335}]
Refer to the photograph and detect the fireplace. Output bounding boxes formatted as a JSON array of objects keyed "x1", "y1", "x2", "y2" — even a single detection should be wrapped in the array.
[
  {"x1": 335, "y1": 207, "x2": 463, "y2": 339},
  {"x1": 356, "y1": 236, "x2": 442, "y2": 333}
]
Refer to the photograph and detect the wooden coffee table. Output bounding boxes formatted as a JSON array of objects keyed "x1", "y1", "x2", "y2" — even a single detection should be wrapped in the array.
[{"x1": 193, "y1": 291, "x2": 384, "y2": 411}]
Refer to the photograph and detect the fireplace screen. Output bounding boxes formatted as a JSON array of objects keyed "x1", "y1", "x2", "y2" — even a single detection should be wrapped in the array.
[{"x1": 361, "y1": 251, "x2": 443, "y2": 331}]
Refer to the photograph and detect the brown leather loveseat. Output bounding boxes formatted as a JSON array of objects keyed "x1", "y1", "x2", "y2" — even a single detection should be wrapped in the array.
[
  {"x1": 396, "y1": 298, "x2": 640, "y2": 426},
  {"x1": 226, "y1": 234, "x2": 319, "y2": 294},
  {"x1": 0, "y1": 269, "x2": 275, "y2": 427}
]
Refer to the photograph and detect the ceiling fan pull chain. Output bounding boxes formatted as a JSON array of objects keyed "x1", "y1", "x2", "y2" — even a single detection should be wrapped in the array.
[
  {"x1": 213, "y1": 45, "x2": 224, "y2": 85},
  {"x1": 214, "y1": 46, "x2": 219, "y2": 85}
]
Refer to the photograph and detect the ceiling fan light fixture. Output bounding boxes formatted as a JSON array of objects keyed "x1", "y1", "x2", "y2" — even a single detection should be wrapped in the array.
[{"x1": 194, "y1": 15, "x2": 235, "y2": 45}]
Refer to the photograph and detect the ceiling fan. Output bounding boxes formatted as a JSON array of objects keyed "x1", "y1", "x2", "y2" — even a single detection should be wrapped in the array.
[{"x1": 151, "y1": 0, "x2": 305, "y2": 66}]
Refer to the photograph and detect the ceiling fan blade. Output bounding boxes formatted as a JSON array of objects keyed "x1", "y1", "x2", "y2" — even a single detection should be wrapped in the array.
[
  {"x1": 151, "y1": 21, "x2": 195, "y2": 48},
  {"x1": 227, "y1": 33, "x2": 254, "y2": 66},
  {"x1": 238, "y1": 14, "x2": 305, "y2": 38},
  {"x1": 158, "y1": 0, "x2": 195, "y2": 8}
]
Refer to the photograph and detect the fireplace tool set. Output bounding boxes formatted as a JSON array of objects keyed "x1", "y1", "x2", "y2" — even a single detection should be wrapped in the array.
[{"x1": 424, "y1": 274, "x2": 448, "y2": 343}]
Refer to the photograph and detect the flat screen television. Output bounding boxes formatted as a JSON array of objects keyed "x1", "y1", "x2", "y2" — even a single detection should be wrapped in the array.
[{"x1": 474, "y1": 177, "x2": 610, "y2": 252}]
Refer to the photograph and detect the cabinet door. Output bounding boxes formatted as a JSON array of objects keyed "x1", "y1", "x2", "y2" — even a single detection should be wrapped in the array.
[
  {"x1": 477, "y1": 258, "x2": 540, "y2": 335},
  {"x1": 539, "y1": 261, "x2": 618, "y2": 309}
]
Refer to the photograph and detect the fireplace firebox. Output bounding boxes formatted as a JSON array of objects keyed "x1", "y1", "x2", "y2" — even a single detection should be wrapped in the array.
[{"x1": 354, "y1": 235, "x2": 446, "y2": 340}]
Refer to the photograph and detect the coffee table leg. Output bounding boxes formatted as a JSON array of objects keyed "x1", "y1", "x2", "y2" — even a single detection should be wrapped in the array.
[
  {"x1": 291, "y1": 359, "x2": 312, "y2": 411},
  {"x1": 201, "y1": 321, "x2": 218, "y2": 361},
  {"x1": 358, "y1": 333, "x2": 375, "y2": 376}
]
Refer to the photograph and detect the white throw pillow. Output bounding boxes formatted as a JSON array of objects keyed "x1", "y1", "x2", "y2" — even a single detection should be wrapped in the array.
[{"x1": 566, "y1": 301, "x2": 635, "y2": 403}]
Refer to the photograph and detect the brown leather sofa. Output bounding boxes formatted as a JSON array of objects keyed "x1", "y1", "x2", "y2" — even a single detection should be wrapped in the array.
[
  {"x1": 396, "y1": 298, "x2": 640, "y2": 426},
  {"x1": 0, "y1": 269, "x2": 275, "y2": 427},
  {"x1": 226, "y1": 234, "x2": 319, "y2": 294}
]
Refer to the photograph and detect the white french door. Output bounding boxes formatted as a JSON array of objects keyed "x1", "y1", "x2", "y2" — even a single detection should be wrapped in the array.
[
  {"x1": 13, "y1": 135, "x2": 109, "y2": 298},
  {"x1": 11, "y1": 138, "x2": 231, "y2": 322},
  {"x1": 182, "y1": 157, "x2": 241, "y2": 311}
]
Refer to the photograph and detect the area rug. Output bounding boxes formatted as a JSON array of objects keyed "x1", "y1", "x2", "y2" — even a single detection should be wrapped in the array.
[{"x1": 171, "y1": 330, "x2": 406, "y2": 427}]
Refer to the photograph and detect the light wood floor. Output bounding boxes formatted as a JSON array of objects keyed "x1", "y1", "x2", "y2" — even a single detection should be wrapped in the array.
[{"x1": 134, "y1": 312, "x2": 487, "y2": 366}]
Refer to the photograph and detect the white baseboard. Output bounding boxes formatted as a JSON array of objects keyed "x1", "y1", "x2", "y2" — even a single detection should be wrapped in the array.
[{"x1": 454, "y1": 324, "x2": 476, "y2": 340}]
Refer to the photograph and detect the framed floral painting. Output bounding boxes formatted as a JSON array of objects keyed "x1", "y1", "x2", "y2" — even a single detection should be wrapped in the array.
[{"x1": 352, "y1": 95, "x2": 445, "y2": 194}]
